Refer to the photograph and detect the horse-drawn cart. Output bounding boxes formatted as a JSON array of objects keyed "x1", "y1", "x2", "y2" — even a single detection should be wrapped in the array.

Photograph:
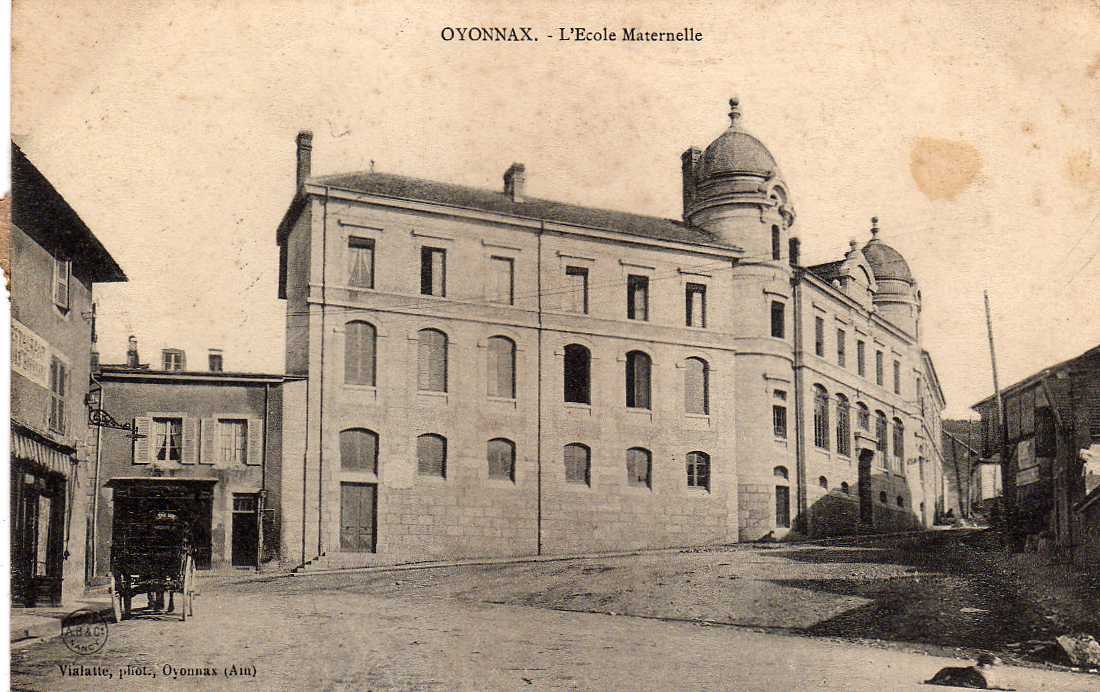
[{"x1": 108, "y1": 509, "x2": 197, "y2": 622}]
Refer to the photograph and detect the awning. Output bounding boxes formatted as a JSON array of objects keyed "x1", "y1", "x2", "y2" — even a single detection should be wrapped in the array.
[{"x1": 11, "y1": 429, "x2": 74, "y2": 477}]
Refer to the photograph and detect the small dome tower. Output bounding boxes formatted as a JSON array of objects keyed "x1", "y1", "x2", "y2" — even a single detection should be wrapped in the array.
[
  {"x1": 862, "y1": 217, "x2": 921, "y2": 336},
  {"x1": 682, "y1": 98, "x2": 795, "y2": 263}
]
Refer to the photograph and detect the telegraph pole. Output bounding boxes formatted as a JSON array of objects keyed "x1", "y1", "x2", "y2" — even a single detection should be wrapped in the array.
[{"x1": 984, "y1": 291, "x2": 1015, "y2": 545}]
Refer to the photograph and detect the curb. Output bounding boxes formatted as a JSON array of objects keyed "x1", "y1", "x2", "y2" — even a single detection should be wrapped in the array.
[{"x1": 10, "y1": 601, "x2": 115, "y2": 646}]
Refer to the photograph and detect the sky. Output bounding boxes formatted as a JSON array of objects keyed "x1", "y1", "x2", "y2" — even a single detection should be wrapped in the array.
[{"x1": 11, "y1": 0, "x2": 1100, "y2": 418}]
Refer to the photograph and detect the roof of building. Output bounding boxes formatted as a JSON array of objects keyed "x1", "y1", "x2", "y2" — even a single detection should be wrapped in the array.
[
  {"x1": 697, "y1": 98, "x2": 779, "y2": 179},
  {"x1": 972, "y1": 343, "x2": 1100, "y2": 410},
  {"x1": 807, "y1": 259, "x2": 846, "y2": 283},
  {"x1": 862, "y1": 222, "x2": 913, "y2": 283},
  {"x1": 11, "y1": 143, "x2": 127, "y2": 283},
  {"x1": 96, "y1": 365, "x2": 303, "y2": 384},
  {"x1": 310, "y1": 170, "x2": 739, "y2": 250}
]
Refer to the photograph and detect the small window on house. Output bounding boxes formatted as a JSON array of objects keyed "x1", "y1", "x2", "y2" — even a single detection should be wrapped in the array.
[
  {"x1": 487, "y1": 438, "x2": 515, "y2": 481},
  {"x1": 684, "y1": 357, "x2": 709, "y2": 415},
  {"x1": 819, "y1": 476, "x2": 828, "y2": 489},
  {"x1": 627, "y1": 275, "x2": 649, "y2": 321},
  {"x1": 857, "y1": 340, "x2": 867, "y2": 377},
  {"x1": 154, "y1": 417, "x2": 183, "y2": 462},
  {"x1": 875, "y1": 350, "x2": 884, "y2": 386},
  {"x1": 879, "y1": 491, "x2": 888, "y2": 504},
  {"x1": 340, "y1": 428, "x2": 379, "y2": 473},
  {"x1": 626, "y1": 447, "x2": 652, "y2": 488},
  {"x1": 47, "y1": 357, "x2": 68, "y2": 434},
  {"x1": 773, "y1": 466, "x2": 789, "y2": 481},
  {"x1": 219, "y1": 418, "x2": 248, "y2": 465},
  {"x1": 773, "y1": 391, "x2": 788, "y2": 439},
  {"x1": 416, "y1": 433, "x2": 447, "y2": 477},
  {"x1": 486, "y1": 336, "x2": 517, "y2": 399},
  {"x1": 686, "y1": 451, "x2": 710, "y2": 490},
  {"x1": 420, "y1": 247, "x2": 446, "y2": 297},
  {"x1": 836, "y1": 394, "x2": 851, "y2": 457},
  {"x1": 814, "y1": 317, "x2": 825, "y2": 357},
  {"x1": 893, "y1": 360, "x2": 901, "y2": 394},
  {"x1": 162, "y1": 349, "x2": 186, "y2": 371},
  {"x1": 563, "y1": 344, "x2": 591, "y2": 404},
  {"x1": 348, "y1": 237, "x2": 375, "y2": 289},
  {"x1": 564, "y1": 266, "x2": 589, "y2": 314},
  {"x1": 685, "y1": 283, "x2": 707, "y2": 327},
  {"x1": 770, "y1": 302, "x2": 785, "y2": 339},
  {"x1": 771, "y1": 225, "x2": 781, "y2": 261},
  {"x1": 837, "y1": 329, "x2": 847, "y2": 367},
  {"x1": 625, "y1": 351, "x2": 652, "y2": 409},
  {"x1": 840, "y1": 481, "x2": 850, "y2": 494},
  {"x1": 488, "y1": 256, "x2": 514, "y2": 305},
  {"x1": 208, "y1": 352, "x2": 224, "y2": 372},
  {"x1": 345, "y1": 321, "x2": 377, "y2": 386},
  {"x1": 417, "y1": 328, "x2": 447, "y2": 392},
  {"x1": 52, "y1": 257, "x2": 71, "y2": 310},
  {"x1": 563, "y1": 443, "x2": 590, "y2": 485},
  {"x1": 813, "y1": 384, "x2": 830, "y2": 450}
]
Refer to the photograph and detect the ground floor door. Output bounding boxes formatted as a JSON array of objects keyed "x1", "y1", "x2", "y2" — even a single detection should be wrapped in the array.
[
  {"x1": 232, "y1": 494, "x2": 259, "y2": 568},
  {"x1": 775, "y1": 485, "x2": 791, "y2": 528},
  {"x1": 858, "y1": 452, "x2": 874, "y2": 525},
  {"x1": 340, "y1": 483, "x2": 376, "y2": 553},
  {"x1": 10, "y1": 463, "x2": 65, "y2": 607}
]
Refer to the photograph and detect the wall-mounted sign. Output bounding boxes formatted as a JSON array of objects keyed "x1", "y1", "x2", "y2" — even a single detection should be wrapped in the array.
[
  {"x1": 11, "y1": 319, "x2": 50, "y2": 389},
  {"x1": 1017, "y1": 438, "x2": 1036, "y2": 472}
]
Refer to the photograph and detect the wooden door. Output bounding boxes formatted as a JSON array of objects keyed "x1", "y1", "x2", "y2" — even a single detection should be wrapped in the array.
[
  {"x1": 775, "y1": 485, "x2": 791, "y2": 528},
  {"x1": 340, "y1": 483, "x2": 376, "y2": 553},
  {"x1": 231, "y1": 495, "x2": 258, "y2": 567}
]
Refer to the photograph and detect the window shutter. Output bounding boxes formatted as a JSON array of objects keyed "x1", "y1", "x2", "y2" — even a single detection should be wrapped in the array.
[
  {"x1": 246, "y1": 418, "x2": 264, "y2": 466},
  {"x1": 200, "y1": 418, "x2": 217, "y2": 464},
  {"x1": 133, "y1": 417, "x2": 151, "y2": 464},
  {"x1": 181, "y1": 417, "x2": 199, "y2": 464}
]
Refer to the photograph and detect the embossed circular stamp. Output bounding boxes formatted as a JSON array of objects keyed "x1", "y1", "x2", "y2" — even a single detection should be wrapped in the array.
[{"x1": 61, "y1": 609, "x2": 110, "y2": 655}]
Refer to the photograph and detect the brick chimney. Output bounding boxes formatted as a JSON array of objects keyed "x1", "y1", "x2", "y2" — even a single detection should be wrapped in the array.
[
  {"x1": 126, "y1": 335, "x2": 140, "y2": 368},
  {"x1": 296, "y1": 130, "x2": 313, "y2": 190},
  {"x1": 503, "y1": 163, "x2": 526, "y2": 203}
]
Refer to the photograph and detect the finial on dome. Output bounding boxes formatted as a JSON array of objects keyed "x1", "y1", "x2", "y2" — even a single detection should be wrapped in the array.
[
  {"x1": 870, "y1": 216, "x2": 880, "y2": 238},
  {"x1": 728, "y1": 97, "x2": 742, "y2": 126}
]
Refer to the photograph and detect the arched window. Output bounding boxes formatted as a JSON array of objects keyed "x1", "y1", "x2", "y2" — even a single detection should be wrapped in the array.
[
  {"x1": 813, "y1": 385, "x2": 830, "y2": 449},
  {"x1": 774, "y1": 466, "x2": 789, "y2": 481},
  {"x1": 487, "y1": 336, "x2": 516, "y2": 399},
  {"x1": 487, "y1": 438, "x2": 515, "y2": 481},
  {"x1": 563, "y1": 443, "x2": 590, "y2": 485},
  {"x1": 563, "y1": 344, "x2": 591, "y2": 404},
  {"x1": 684, "y1": 357, "x2": 709, "y2": 415},
  {"x1": 897, "y1": 495, "x2": 905, "y2": 508},
  {"x1": 879, "y1": 490, "x2": 887, "y2": 504},
  {"x1": 340, "y1": 428, "x2": 378, "y2": 473},
  {"x1": 417, "y1": 329, "x2": 447, "y2": 392},
  {"x1": 686, "y1": 451, "x2": 710, "y2": 490},
  {"x1": 625, "y1": 351, "x2": 652, "y2": 409},
  {"x1": 626, "y1": 447, "x2": 652, "y2": 488},
  {"x1": 840, "y1": 481, "x2": 850, "y2": 494},
  {"x1": 416, "y1": 433, "x2": 447, "y2": 478},
  {"x1": 892, "y1": 418, "x2": 905, "y2": 465},
  {"x1": 875, "y1": 410, "x2": 888, "y2": 460},
  {"x1": 836, "y1": 394, "x2": 851, "y2": 457},
  {"x1": 856, "y1": 402, "x2": 871, "y2": 431},
  {"x1": 819, "y1": 476, "x2": 828, "y2": 489},
  {"x1": 345, "y1": 321, "x2": 377, "y2": 386}
]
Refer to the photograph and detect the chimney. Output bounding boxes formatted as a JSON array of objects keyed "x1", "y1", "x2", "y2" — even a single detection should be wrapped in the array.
[
  {"x1": 296, "y1": 130, "x2": 313, "y2": 190},
  {"x1": 208, "y1": 348, "x2": 224, "y2": 372},
  {"x1": 503, "y1": 163, "x2": 526, "y2": 203},
  {"x1": 681, "y1": 147, "x2": 701, "y2": 220},
  {"x1": 788, "y1": 236, "x2": 801, "y2": 268},
  {"x1": 126, "y1": 335, "x2": 140, "y2": 368}
]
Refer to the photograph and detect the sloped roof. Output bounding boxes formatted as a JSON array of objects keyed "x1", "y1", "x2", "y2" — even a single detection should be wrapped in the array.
[
  {"x1": 310, "y1": 171, "x2": 738, "y2": 250},
  {"x1": 808, "y1": 259, "x2": 845, "y2": 283}
]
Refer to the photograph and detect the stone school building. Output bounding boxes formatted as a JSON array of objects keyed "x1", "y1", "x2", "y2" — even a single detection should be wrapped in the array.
[{"x1": 274, "y1": 99, "x2": 946, "y2": 570}]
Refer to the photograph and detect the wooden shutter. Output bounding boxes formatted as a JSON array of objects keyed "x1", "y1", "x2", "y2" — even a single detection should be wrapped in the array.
[
  {"x1": 200, "y1": 418, "x2": 217, "y2": 464},
  {"x1": 133, "y1": 417, "x2": 151, "y2": 464},
  {"x1": 246, "y1": 418, "x2": 263, "y2": 466},
  {"x1": 181, "y1": 417, "x2": 199, "y2": 464}
]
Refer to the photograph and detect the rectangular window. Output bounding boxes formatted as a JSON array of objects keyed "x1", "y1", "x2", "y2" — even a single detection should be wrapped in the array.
[
  {"x1": 162, "y1": 349, "x2": 185, "y2": 371},
  {"x1": 857, "y1": 340, "x2": 866, "y2": 377},
  {"x1": 814, "y1": 317, "x2": 825, "y2": 357},
  {"x1": 771, "y1": 226, "x2": 782, "y2": 261},
  {"x1": 773, "y1": 404, "x2": 788, "y2": 439},
  {"x1": 219, "y1": 419, "x2": 248, "y2": 464},
  {"x1": 837, "y1": 329, "x2": 847, "y2": 367},
  {"x1": 893, "y1": 360, "x2": 901, "y2": 394},
  {"x1": 488, "y1": 256, "x2": 514, "y2": 305},
  {"x1": 154, "y1": 417, "x2": 183, "y2": 462},
  {"x1": 348, "y1": 237, "x2": 375, "y2": 289},
  {"x1": 564, "y1": 266, "x2": 589, "y2": 314},
  {"x1": 420, "y1": 247, "x2": 446, "y2": 297},
  {"x1": 685, "y1": 283, "x2": 707, "y2": 327},
  {"x1": 875, "y1": 350, "x2": 884, "y2": 386},
  {"x1": 47, "y1": 357, "x2": 67, "y2": 434},
  {"x1": 770, "y1": 301, "x2": 785, "y2": 339},
  {"x1": 208, "y1": 353, "x2": 223, "y2": 372},
  {"x1": 627, "y1": 275, "x2": 649, "y2": 321},
  {"x1": 52, "y1": 257, "x2": 70, "y2": 310}
]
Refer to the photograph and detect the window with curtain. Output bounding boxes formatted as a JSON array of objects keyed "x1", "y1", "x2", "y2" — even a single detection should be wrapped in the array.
[
  {"x1": 836, "y1": 394, "x2": 851, "y2": 456},
  {"x1": 684, "y1": 357, "x2": 709, "y2": 415},
  {"x1": 417, "y1": 329, "x2": 447, "y2": 392},
  {"x1": 625, "y1": 351, "x2": 652, "y2": 409},
  {"x1": 813, "y1": 385, "x2": 830, "y2": 449},
  {"x1": 348, "y1": 237, "x2": 375, "y2": 288},
  {"x1": 340, "y1": 428, "x2": 378, "y2": 473},
  {"x1": 416, "y1": 433, "x2": 447, "y2": 477},
  {"x1": 486, "y1": 336, "x2": 516, "y2": 399},
  {"x1": 686, "y1": 451, "x2": 710, "y2": 490},
  {"x1": 563, "y1": 344, "x2": 591, "y2": 404},
  {"x1": 487, "y1": 438, "x2": 515, "y2": 481},
  {"x1": 345, "y1": 321, "x2": 377, "y2": 386},
  {"x1": 563, "y1": 444, "x2": 590, "y2": 485},
  {"x1": 627, "y1": 275, "x2": 649, "y2": 321},
  {"x1": 219, "y1": 418, "x2": 248, "y2": 464}
]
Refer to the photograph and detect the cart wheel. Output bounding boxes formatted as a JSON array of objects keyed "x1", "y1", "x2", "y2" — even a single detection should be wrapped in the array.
[{"x1": 109, "y1": 574, "x2": 123, "y2": 623}]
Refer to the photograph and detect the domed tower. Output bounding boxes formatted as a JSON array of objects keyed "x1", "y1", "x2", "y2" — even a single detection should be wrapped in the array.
[
  {"x1": 682, "y1": 98, "x2": 796, "y2": 263},
  {"x1": 862, "y1": 218, "x2": 921, "y2": 337}
]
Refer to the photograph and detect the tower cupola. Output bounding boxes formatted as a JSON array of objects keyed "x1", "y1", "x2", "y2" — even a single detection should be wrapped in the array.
[{"x1": 863, "y1": 217, "x2": 921, "y2": 336}]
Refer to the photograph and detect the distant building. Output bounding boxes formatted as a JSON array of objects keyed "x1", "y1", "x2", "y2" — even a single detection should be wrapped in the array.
[
  {"x1": 10, "y1": 143, "x2": 126, "y2": 606},
  {"x1": 274, "y1": 99, "x2": 946, "y2": 569},
  {"x1": 973, "y1": 344, "x2": 1100, "y2": 564},
  {"x1": 942, "y1": 419, "x2": 982, "y2": 517},
  {"x1": 90, "y1": 347, "x2": 303, "y2": 574}
]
